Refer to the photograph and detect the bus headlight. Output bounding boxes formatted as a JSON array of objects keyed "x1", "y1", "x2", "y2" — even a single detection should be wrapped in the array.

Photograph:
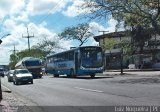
[{"x1": 80, "y1": 66, "x2": 85, "y2": 70}]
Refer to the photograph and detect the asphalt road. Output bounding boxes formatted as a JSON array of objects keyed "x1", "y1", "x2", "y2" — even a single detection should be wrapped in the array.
[{"x1": 1, "y1": 74, "x2": 160, "y2": 111}]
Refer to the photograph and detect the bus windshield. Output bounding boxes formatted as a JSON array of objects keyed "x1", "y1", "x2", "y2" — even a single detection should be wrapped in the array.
[
  {"x1": 25, "y1": 60, "x2": 41, "y2": 66},
  {"x1": 81, "y1": 47, "x2": 103, "y2": 68}
]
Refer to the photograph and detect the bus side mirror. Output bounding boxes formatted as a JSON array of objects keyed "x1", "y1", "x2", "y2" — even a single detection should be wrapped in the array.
[{"x1": 22, "y1": 62, "x2": 25, "y2": 66}]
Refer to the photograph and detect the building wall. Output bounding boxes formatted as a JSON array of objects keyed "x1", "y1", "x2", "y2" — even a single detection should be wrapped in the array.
[{"x1": 96, "y1": 32, "x2": 160, "y2": 69}]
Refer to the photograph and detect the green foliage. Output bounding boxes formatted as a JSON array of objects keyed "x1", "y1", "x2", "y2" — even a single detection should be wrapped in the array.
[
  {"x1": 82, "y1": 0, "x2": 160, "y2": 34},
  {"x1": 16, "y1": 49, "x2": 47, "y2": 59},
  {"x1": 82, "y1": 0, "x2": 160, "y2": 54},
  {"x1": 102, "y1": 38, "x2": 117, "y2": 51},
  {"x1": 119, "y1": 40, "x2": 132, "y2": 55},
  {"x1": 8, "y1": 35, "x2": 63, "y2": 69},
  {"x1": 59, "y1": 23, "x2": 93, "y2": 46},
  {"x1": 8, "y1": 49, "x2": 47, "y2": 69}
]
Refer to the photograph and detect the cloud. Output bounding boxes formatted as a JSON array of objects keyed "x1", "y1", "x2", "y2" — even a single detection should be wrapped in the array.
[
  {"x1": 0, "y1": 0, "x2": 25, "y2": 19},
  {"x1": 27, "y1": 0, "x2": 69, "y2": 16},
  {"x1": 0, "y1": 0, "x2": 71, "y2": 22},
  {"x1": 0, "y1": 0, "x2": 124, "y2": 65},
  {"x1": 62, "y1": 0, "x2": 85, "y2": 17},
  {"x1": 0, "y1": 19, "x2": 72, "y2": 64},
  {"x1": 88, "y1": 19, "x2": 122, "y2": 45},
  {"x1": 14, "y1": 11, "x2": 29, "y2": 22},
  {"x1": 62, "y1": 0, "x2": 99, "y2": 17}
]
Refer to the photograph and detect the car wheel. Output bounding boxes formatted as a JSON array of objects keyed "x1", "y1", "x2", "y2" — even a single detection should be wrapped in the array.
[
  {"x1": 15, "y1": 81, "x2": 19, "y2": 85},
  {"x1": 70, "y1": 69, "x2": 76, "y2": 78},
  {"x1": 13, "y1": 81, "x2": 15, "y2": 85},
  {"x1": 90, "y1": 74, "x2": 95, "y2": 78}
]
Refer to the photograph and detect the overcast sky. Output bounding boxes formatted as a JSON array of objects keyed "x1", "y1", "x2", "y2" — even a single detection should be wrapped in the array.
[{"x1": 0, "y1": 0, "x2": 118, "y2": 65}]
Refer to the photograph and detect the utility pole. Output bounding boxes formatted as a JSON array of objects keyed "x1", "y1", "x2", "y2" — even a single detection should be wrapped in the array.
[
  {"x1": 10, "y1": 45, "x2": 18, "y2": 63},
  {"x1": 98, "y1": 31, "x2": 109, "y2": 45},
  {"x1": 22, "y1": 27, "x2": 34, "y2": 51}
]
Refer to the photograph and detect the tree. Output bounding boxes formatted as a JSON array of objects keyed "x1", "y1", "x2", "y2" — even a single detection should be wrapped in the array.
[
  {"x1": 32, "y1": 36, "x2": 64, "y2": 54},
  {"x1": 82, "y1": 0, "x2": 160, "y2": 34},
  {"x1": 8, "y1": 54, "x2": 18, "y2": 69},
  {"x1": 102, "y1": 38, "x2": 127, "y2": 74},
  {"x1": 102, "y1": 38, "x2": 117, "y2": 55},
  {"x1": 59, "y1": 23, "x2": 93, "y2": 46},
  {"x1": 82, "y1": 0, "x2": 160, "y2": 67}
]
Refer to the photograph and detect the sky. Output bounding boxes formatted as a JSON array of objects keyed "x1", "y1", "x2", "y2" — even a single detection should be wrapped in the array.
[{"x1": 0, "y1": 0, "x2": 119, "y2": 65}]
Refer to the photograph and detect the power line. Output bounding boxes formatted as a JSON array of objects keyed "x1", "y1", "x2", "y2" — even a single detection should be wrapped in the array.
[{"x1": 35, "y1": 0, "x2": 64, "y2": 24}]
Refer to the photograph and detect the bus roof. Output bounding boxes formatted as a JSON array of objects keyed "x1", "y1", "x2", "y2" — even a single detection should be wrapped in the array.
[{"x1": 46, "y1": 46, "x2": 101, "y2": 58}]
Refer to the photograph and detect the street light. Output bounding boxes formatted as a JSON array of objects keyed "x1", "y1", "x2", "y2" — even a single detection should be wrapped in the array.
[
  {"x1": 0, "y1": 34, "x2": 11, "y2": 44},
  {"x1": 0, "y1": 33, "x2": 11, "y2": 101}
]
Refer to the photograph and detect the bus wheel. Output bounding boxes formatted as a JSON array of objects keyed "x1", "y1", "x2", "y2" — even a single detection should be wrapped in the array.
[
  {"x1": 39, "y1": 75, "x2": 42, "y2": 78},
  {"x1": 54, "y1": 74, "x2": 59, "y2": 77},
  {"x1": 70, "y1": 69, "x2": 76, "y2": 78},
  {"x1": 90, "y1": 74, "x2": 95, "y2": 78},
  {"x1": 15, "y1": 81, "x2": 19, "y2": 85}
]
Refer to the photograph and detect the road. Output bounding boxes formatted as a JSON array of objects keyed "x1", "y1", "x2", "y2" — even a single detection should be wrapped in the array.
[{"x1": 1, "y1": 74, "x2": 160, "y2": 112}]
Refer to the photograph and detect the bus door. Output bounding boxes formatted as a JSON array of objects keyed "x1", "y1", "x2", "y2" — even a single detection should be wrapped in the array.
[{"x1": 74, "y1": 52, "x2": 79, "y2": 74}]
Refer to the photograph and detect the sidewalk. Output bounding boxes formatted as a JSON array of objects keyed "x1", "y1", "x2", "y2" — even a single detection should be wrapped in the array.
[
  {"x1": 103, "y1": 69, "x2": 160, "y2": 77},
  {"x1": 0, "y1": 85, "x2": 32, "y2": 112}
]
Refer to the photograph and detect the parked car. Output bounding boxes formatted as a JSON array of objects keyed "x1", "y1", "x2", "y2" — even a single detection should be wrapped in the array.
[
  {"x1": 7, "y1": 70, "x2": 14, "y2": 82},
  {"x1": 0, "y1": 68, "x2": 5, "y2": 77},
  {"x1": 13, "y1": 69, "x2": 33, "y2": 85}
]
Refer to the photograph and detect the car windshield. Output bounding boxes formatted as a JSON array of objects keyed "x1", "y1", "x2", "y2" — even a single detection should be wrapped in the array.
[
  {"x1": 17, "y1": 70, "x2": 29, "y2": 74},
  {"x1": 25, "y1": 60, "x2": 41, "y2": 66}
]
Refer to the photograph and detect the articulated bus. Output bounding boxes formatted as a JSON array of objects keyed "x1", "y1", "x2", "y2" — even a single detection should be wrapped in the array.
[
  {"x1": 46, "y1": 46, "x2": 103, "y2": 78},
  {"x1": 15, "y1": 57, "x2": 43, "y2": 78}
]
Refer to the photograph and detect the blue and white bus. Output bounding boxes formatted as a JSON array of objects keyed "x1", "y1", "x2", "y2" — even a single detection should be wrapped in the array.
[
  {"x1": 15, "y1": 57, "x2": 43, "y2": 78},
  {"x1": 45, "y1": 46, "x2": 103, "y2": 78}
]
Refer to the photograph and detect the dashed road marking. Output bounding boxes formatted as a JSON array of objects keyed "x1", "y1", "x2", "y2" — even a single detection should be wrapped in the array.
[{"x1": 74, "y1": 87, "x2": 104, "y2": 93}]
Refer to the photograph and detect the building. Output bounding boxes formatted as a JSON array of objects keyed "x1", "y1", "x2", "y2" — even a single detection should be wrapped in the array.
[{"x1": 94, "y1": 31, "x2": 160, "y2": 69}]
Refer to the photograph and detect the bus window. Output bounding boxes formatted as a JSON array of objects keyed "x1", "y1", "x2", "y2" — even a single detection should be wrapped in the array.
[
  {"x1": 81, "y1": 49, "x2": 103, "y2": 68},
  {"x1": 68, "y1": 51, "x2": 74, "y2": 60}
]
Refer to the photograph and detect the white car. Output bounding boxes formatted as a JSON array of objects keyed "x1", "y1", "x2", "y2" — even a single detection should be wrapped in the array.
[
  {"x1": 7, "y1": 70, "x2": 14, "y2": 82},
  {"x1": 13, "y1": 69, "x2": 33, "y2": 85}
]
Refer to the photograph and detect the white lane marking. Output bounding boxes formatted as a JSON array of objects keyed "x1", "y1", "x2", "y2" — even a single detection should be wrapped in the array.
[
  {"x1": 2, "y1": 85, "x2": 12, "y2": 92},
  {"x1": 74, "y1": 87, "x2": 104, "y2": 93}
]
